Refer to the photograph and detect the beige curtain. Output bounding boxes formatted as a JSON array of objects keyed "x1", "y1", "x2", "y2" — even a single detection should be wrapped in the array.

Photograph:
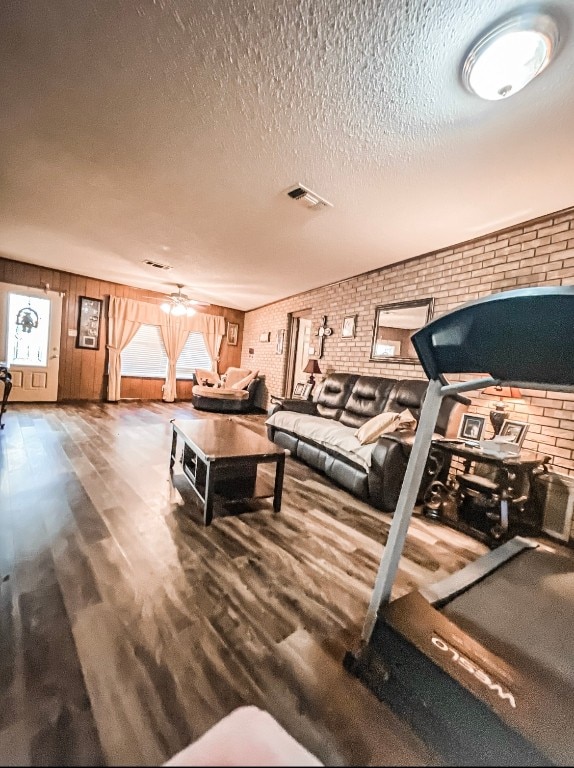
[
  {"x1": 200, "y1": 314, "x2": 225, "y2": 374},
  {"x1": 107, "y1": 297, "x2": 143, "y2": 401},
  {"x1": 160, "y1": 320, "x2": 190, "y2": 402},
  {"x1": 107, "y1": 296, "x2": 226, "y2": 400}
]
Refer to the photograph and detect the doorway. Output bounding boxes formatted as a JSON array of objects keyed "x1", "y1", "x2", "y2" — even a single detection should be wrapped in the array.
[
  {"x1": 0, "y1": 282, "x2": 63, "y2": 402},
  {"x1": 286, "y1": 311, "x2": 312, "y2": 397}
]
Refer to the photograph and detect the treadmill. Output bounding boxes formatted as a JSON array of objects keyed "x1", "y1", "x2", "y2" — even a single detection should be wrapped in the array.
[{"x1": 344, "y1": 286, "x2": 574, "y2": 766}]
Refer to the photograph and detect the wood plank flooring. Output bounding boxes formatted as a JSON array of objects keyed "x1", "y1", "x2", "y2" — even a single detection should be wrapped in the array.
[{"x1": 0, "y1": 401, "x2": 490, "y2": 766}]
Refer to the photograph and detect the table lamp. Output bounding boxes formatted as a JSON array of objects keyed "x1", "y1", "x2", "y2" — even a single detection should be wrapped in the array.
[
  {"x1": 482, "y1": 385, "x2": 523, "y2": 434},
  {"x1": 303, "y1": 359, "x2": 322, "y2": 385}
]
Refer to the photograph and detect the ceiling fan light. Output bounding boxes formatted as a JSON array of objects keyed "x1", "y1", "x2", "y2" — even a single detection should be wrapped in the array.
[
  {"x1": 171, "y1": 303, "x2": 187, "y2": 316},
  {"x1": 462, "y1": 13, "x2": 558, "y2": 100},
  {"x1": 160, "y1": 302, "x2": 172, "y2": 314},
  {"x1": 186, "y1": 306, "x2": 196, "y2": 316}
]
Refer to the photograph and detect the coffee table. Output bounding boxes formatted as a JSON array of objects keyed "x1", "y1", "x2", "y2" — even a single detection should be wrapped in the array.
[{"x1": 170, "y1": 419, "x2": 286, "y2": 525}]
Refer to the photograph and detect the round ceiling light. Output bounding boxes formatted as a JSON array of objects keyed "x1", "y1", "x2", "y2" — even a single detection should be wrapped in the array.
[{"x1": 462, "y1": 12, "x2": 559, "y2": 100}]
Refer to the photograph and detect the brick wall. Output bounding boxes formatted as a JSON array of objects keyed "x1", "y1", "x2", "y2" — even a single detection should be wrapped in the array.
[{"x1": 242, "y1": 206, "x2": 574, "y2": 477}]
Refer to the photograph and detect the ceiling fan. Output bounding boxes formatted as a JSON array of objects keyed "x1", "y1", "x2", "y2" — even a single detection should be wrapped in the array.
[{"x1": 160, "y1": 285, "x2": 209, "y2": 316}]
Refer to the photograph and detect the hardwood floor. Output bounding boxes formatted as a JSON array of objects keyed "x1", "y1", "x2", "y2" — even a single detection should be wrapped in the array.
[{"x1": 0, "y1": 401, "x2": 489, "y2": 766}]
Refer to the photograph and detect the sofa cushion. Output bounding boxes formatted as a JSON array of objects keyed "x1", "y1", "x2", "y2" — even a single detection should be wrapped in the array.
[
  {"x1": 192, "y1": 385, "x2": 249, "y2": 400},
  {"x1": 265, "y1": 411, "x2": 375, "y2": 469},
  {"x1": 225, "y1": 367, "x2": 252, "y2": 388},
  {"x1": 355, "y1": 411, "x2": 400, "y2": 445},
  {"x1": 231, "y1": 370, "x2": 259, "y2": 391},
  {"x1": 338, "y1": 376, "x2": 397, "y2": 428},
  {"x1": 315, "y1": 373, "x2": 358, "y2": 420}
]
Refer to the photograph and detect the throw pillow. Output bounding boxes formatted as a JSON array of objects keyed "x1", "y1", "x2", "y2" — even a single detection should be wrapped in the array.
[
  {"x1": 398, "y1": 408, "x2": 417, "y2": 429},
  {"x1": 224, "y1": 367, "x2": 253, "y2": 388},
  {"x1": 355, "y1": 412, "x2": 400, "y2": 445},
  {"x1": 195, "y1": 368, "x2": 220, "y2": 386},
  {"x1": 231, "y1": 370, "x2": 259, "y2": 391}
]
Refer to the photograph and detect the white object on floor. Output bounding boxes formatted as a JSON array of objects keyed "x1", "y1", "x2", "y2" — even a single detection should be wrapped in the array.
[{"x1": 164, "y1": 706, "x2": 323, "y2": 767}]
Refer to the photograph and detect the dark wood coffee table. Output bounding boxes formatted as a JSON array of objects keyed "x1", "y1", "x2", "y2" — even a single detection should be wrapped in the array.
[{"x1": 170, "y1": 419, "x2": 286, "y2": 525}]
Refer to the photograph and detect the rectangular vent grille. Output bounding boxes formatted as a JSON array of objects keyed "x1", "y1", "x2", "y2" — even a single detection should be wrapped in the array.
[
  {"x1": 142, "y1": 259, "x2": 173, "y2": 270},
  {"x1": 286, "y1": 184, "x2": 333, "y2": 210}
]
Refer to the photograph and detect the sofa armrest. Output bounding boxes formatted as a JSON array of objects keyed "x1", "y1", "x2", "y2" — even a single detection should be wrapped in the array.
[
  {"x1": 267, "y1": 398, "x2": 318, "y2": 417},
  {"x1": 368, "y1": 429, "x2": 417, "y2": 512}
]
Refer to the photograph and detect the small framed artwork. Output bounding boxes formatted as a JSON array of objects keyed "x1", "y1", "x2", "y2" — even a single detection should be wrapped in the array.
[
  {"x1": 276, "y1": 329, "x2": 285, "y2": 355},
  {"x1": 341, "y1": 314, "x2": 357, "y2": 338},
  {"x1": 293, "y1": 382, "x2": 305, "y2": 397},
  {"x1": 458, "y1": 413, "x2": 486, "y2": 441},
  {"x1": 307, "y1": 345, "x2": 316, "y2": 356},
  {"x1": 76, "y1": 296, "x2": 103, "y2": 350},
  {"x1": 227, "y1": 322, "x2": 239, "y2": 346},
  {"x1": 499, "y1": 419, "x2": 529, "y2": 447},
  {"x1": 259, "y1": 331, "x2": 271, "y2": 343},
  {"x1": 301, "y1": 381, "x2": 314, "y2": 400}
]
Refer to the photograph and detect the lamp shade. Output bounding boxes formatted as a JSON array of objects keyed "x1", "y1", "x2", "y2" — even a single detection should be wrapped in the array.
[
  {"x1": 303, "y1": 359, "x2": 322, "y2": 375},
  {"x1": 482, "y1": 385, "x2": 522, "y2": 399}
]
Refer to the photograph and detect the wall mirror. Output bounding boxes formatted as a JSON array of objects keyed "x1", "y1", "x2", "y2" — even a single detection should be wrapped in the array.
[{"x1": 370, "y1": 298, "x2": 434, "y2": 362}]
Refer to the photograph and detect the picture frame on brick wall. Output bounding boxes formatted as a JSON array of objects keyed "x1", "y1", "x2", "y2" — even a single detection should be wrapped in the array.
[
  {"x1": 341, "y1": 314, "x2": 357, "y2": 338},
  {"x1": 259, "y1": 331, "x2": 271, "y2": 343},
  {"x1": 276, "y1": 329, "x2": 285, "y2": 355}
]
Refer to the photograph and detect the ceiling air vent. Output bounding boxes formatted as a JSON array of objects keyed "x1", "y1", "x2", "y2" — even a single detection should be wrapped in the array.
[
  {"x1": 142, "y1": 259, "x2": 173, "y2": 271},
  {"x1": 286, "y1": 184, "x2": 333, "y2": 210}
]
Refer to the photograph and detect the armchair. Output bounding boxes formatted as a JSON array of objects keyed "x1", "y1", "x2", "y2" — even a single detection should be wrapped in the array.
[{"x1": 191, "y1": 366, "x2": 261, "y2": 413}]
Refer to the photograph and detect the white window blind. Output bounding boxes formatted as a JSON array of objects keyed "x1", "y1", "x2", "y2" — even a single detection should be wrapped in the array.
[
  {"x1": 176, "y1": 332, "x2": 212, "y2": 379},
  {"x1": 120, "y1": 325, "x2": 212, "y2": 379},
  {"x1": 121, "y1": 324, "x2": 168, "y2": 378}
]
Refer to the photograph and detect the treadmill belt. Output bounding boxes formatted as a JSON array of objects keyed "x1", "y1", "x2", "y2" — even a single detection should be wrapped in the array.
[{"x1": 442, "y1": 548, "x2": 574, "y2": 693}]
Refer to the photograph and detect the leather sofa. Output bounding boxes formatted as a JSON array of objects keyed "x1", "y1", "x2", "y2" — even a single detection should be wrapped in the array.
[{"x1": 266, "y1": 372, "x2": 468, "y2": 512}]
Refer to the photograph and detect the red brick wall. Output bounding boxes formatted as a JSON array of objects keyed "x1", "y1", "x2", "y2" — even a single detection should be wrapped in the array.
[{"x1": 242, "y1": 207, "x2": 574, "y2": 476}]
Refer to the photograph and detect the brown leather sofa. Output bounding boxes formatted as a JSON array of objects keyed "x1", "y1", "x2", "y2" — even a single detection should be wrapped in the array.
[{"x1": 266, "y1": 372, "x2": 468, "y2": 512}]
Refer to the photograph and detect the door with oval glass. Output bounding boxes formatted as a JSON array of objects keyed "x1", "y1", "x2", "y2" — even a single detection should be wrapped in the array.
[{"x1": 0, "y1": 282, "x2": 62, "y2": 401}]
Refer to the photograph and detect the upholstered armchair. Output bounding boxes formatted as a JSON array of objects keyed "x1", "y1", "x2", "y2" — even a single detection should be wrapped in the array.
[{"x1": 191, "y1": 367, "x2": 261, "y2": 413}]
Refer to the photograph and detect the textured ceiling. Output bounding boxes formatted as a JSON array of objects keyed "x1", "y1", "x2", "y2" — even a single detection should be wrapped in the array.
[{"x1": 1, "y1": 0, "x2": 573, "y2": 310}]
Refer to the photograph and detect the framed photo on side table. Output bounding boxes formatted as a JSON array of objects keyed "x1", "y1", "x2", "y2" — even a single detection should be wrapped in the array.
[
  {"x1": 293, "y1": 382, "x2": 305, "y2": 397},
  {"x1": 76, "y1": 296, "x2": 103, "y2": 350},
  {"x1": 341, "y1": 314, "x2": 357, "y2": 338},
  {"x1": 458, "y1": 413, "x2": 486, "y2": 441},
  {"x1": 499, "y1": 419, "x2": 529, "y2": 447},
  {"x1": 301, "y1": 381, "x2": 314, "y2": 400}
]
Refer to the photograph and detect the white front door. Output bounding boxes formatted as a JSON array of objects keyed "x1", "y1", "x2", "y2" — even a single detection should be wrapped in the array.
[{"x1": 0, "y1": 282, "x2": 62, "y2": 402}]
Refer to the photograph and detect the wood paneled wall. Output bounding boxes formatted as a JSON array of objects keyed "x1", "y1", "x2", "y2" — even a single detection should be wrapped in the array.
[{"x1": 0, "y1": 256, "x2": 244, "y2": 401}]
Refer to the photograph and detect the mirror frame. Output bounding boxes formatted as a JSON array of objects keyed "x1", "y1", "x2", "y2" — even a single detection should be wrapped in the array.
[{"x1": 370, "y1": 297, "x2": 434, "y2": 363}]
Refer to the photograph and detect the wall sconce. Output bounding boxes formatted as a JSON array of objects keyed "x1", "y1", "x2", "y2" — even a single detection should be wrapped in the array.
[{"x1": 482, "y1": 385, "x2": 523, "y2": 434}]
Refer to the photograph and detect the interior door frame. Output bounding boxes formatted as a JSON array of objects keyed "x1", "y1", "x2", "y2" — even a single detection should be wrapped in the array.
[{"x1": 285, "y1": 309, "x2": 311, "y2": 397}]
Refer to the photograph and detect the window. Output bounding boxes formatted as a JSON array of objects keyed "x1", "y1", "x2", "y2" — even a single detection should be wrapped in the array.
[
  {"x1": 120, "y1": 325, "x2": 212, "y2": 379},
  {"x1": 121, "y1": 324, "x2": 168, "y2": 378},
  {"x1": 176, "y1": 332, "x2": 212, "y2": 379}
]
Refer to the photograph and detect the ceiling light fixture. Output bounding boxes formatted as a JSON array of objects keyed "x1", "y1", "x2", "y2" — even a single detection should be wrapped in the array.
[
  {"x1": 160, "y1": 285, "x2": 202, "y2": 316},
  {"x1": 462, "y1": 11, "x2": 559, "y2": 101}
]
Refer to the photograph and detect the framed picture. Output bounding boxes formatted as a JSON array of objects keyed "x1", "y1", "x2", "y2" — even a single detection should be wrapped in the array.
[
  {"x1": 341, "y1": 314, "x2": 357, "y2": 338},
  {"x1": 458, "y1": 413, "x2": 486, "y2": 441},
  {"x1": 307, "y1": 345, "x2": 316, "y2": 357},
  {"x1": 499, "y1": 419, "x2": 529, "y2": 447},
  {"x1": 301, "y1": 381, "x2": 314, "y2": 400},
  {"x1": 276, "y1": 329, "x2": 285, "y2": 355},
  {"x1": 259, "y1": 331, "x2": 271, "y2": 343},
  {"x1": 227, "y1": 322, "x2": 239, "y2": 346},
  {"x1": 293, "y1": 382, "x2": 305, "y2": 397},
  {"x1": 76, "y1": 296, "x2": 103, "y2": 350}
]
